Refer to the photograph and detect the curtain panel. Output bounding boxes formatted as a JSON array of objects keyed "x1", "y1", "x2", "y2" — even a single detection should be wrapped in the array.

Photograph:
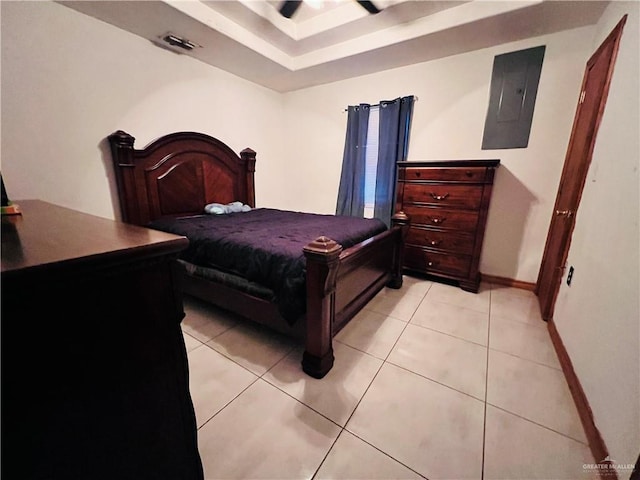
[
  {"x1": 336, "y1": 96, "x2": 414, "y2": 227},
  {"x1": 376, "y1": 95, "x2": 414, "y2": 226},
  {"x1": 336, "y1": 104, "x2": 370, "y2": 218}
]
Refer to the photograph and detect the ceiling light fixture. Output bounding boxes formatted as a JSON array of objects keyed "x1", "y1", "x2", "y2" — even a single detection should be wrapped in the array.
[{"x1": 279, "y1": 0, "x2": 381, "y2": 18}]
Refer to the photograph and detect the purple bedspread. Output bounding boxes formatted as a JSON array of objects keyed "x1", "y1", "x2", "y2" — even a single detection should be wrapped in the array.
[{"x1": 148, "y1": 208, "x2": 387, "y2": 323}]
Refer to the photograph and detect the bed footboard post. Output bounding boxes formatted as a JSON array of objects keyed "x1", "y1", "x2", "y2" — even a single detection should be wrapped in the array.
[
  {"x1": 302, "y1": 236, "x2": 343, "y2": 379},
  {"x1": 388, "y1": 211, "x2": 410, "y2": 289}
]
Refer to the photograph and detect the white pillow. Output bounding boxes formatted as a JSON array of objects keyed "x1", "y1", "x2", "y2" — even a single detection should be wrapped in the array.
[{"x1": 204, "y1": 201, "x2": 252, "y2": 215}]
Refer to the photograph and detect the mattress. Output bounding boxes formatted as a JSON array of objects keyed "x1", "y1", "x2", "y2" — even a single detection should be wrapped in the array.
[{"x1": 149, "y1": 208, "x2": 387, "y2": 322}]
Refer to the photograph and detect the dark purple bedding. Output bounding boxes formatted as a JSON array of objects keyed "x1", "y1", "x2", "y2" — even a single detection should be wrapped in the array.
[{"x1": 148, "y1": 208, "x2": 387, "y2": 323}]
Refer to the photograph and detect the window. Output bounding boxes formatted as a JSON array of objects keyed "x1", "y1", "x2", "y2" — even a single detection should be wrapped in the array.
[{"x1": 363, "y1": 106, "x2": 379, "y2": 218}]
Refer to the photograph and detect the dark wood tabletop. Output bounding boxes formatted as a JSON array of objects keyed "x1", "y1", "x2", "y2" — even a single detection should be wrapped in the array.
[{"x1": 1, "y1": 199, "x2": 188, "y2": 275}]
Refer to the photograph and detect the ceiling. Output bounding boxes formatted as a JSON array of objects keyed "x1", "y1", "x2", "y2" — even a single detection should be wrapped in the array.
[{"x1": 59, "y1": 0, "x2": 609, "y2": 92}]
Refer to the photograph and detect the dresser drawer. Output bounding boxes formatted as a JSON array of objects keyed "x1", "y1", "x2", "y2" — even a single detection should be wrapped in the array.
[
  {"x1": 403, "y1": 167, "x2": 489, "y2": 183},
  {"x1": 404, "y1": 246, "x2": 471, "y2": 277},
  {"x1": 405, "y1": 227, "x2": 475, "y2": 255},
  {"x1": 403, "y1": 183, "x2": 482, "y2": 209},
  {"x1": 403, "y1": 206, "x2": 479, "y2": 232}
]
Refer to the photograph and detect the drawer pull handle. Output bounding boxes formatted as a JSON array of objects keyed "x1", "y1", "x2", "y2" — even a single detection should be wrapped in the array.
[
  {"x1": 430, "y1": 217, "x2": 446, "y2": 224},
  {"x1": 426, "y1": 260, "x2": 439, "y2": 268},
  {"x1": 415, "y1": 172, "x2": 421, "y2": 177},
  {"x1": 430, "y1": 192, "x2": 449, "y2": 201},
  {"x1": 427, "y1": 239, "x2": 441, "y2": 246},
  {"x1": 465, "y1": 170, "x2": 474, "y2": 177}
]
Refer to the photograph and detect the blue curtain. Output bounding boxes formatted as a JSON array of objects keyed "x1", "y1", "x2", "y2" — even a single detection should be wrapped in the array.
[
  {"x1": 336, "y1": 104, "x2": 370, "y2": 218},
  {"x1": 375, "y1": 95, "x2": 415, "y2": 226}
]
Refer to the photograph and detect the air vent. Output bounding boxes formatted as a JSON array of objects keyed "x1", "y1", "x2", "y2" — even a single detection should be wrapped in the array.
[{"x1": 161, "y1": 33, "x2": 201, "y2": 52}]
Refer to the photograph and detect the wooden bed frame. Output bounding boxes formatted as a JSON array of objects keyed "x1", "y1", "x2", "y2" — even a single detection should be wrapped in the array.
[{"x1": 108, "y1": 130, "x2": 409, "y2": 378}]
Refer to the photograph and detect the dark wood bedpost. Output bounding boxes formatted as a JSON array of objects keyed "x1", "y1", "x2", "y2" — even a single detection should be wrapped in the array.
[
  {"x1": 302, "y1": 236, "x2": 343, "y2": 379},
  {"x1": 388, "y1": 211, "x2": 410, "y2": 289},
  {"x1": 108, "y1": 130, "x2": 142, "y2": 225},
  {"x1": 240, "y1": 148, "x2": 256, "y2": 208}
]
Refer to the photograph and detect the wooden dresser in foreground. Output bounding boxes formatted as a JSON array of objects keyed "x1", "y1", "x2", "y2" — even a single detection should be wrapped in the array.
[
  {"x1": 395, "y1": 160, "x2": 500, "y2": 293},
  {"x1": 1, "y1": 200, "x2": 203, "y2": 480}
]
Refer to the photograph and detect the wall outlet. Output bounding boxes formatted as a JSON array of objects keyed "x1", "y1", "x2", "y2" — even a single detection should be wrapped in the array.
[{"x1": 567, "y1": 266, "x2": 574, "y2": 286}]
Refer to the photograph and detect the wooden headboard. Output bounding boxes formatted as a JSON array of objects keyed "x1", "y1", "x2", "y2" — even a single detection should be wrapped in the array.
[{"x1": 108, "y1": 130, "x2": 256, "y2": 226}]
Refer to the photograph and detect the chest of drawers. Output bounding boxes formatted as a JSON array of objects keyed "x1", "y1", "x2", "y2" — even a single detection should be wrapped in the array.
[{"x1": 395, "y1": 160, "x2": 499, "y2": 293}]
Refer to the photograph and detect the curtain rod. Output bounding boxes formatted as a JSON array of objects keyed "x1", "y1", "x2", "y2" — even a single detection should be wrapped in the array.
[{"x1": 343, "y1": 95, "x2": 418, "y2": 112}]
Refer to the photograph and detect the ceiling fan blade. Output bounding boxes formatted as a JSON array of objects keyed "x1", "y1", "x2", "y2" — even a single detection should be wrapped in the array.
[
  {"x1": 279, "y1": 1, "x2": 302, "y2": 18},
  {"x1": 357, "y1": 0, "x2": 382, "y2": 14}
]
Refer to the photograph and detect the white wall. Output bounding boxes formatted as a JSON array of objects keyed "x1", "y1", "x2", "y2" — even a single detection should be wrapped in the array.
[
  {"x1": 1, "y1": 1, "x2": 289, "y2": 220},
  {"x1": 553, "y1": 1, "x2": 640, "y2": 466},
  {"x1": 0, "y1": 2, "x2": 596, "y2": 284},
  {"x1": 3, "y1": 0, "x2": 637, "y2": 465},
  {"x1": 283, "y1": 26, "x2": 594, "y2": 283}
]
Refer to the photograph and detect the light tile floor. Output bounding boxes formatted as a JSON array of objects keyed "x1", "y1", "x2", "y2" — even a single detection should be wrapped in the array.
[{"x1": 181, "y1": 276, "x2": 597, "y2": 480}]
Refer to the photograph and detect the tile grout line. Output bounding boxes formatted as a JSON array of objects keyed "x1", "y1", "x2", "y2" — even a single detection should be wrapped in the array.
[
  {"x1": 259, "y1": 375, "x2": 345, "y2": 430},
  {"x1": 404, "y1": 319, "x2": 489, "y2": 348},
  {"x1": 198, "y1": 337, "x2": 287, "y2": 379},
  {"x1": 375, "y1": 284, "x2": 493, "y2": 403},
  {"x1": 310, "y1": 325, "x2": 408, "y2": 478},
  {"x1": 189, "y1": 282, "x2": 588, "y2": 478},
  {"x1": 338, "y1": 286, "x2": 421, "y2": 428},
  {"x1": 195, "y1": 374, "x2": 262, "y2": 431},
  {"x1": 383, "y1": 361, "x2": 487, "y2": 403},
  {"x1": 485, "y1": 402, "x2": 592, "y2": 446},
  {"x1": 490, "y1": 314, "x2": 549, "y2": 330},
  {"x1": 192, "y1": 294, "x2": 421, "y2": 438},
  {"x1": 341, "y1": 429, "x2": 429, "y2": 479},
  {"x1": 185, "y1": 321, "x2": 296, "y2": 433},
  {"x1": 195, "y1": 281, "x2": 485, "y2": 478},
  {"x1": 311, "y1": 282, "x2": 434, "y2": 479},
  {"x1": 488, "y1": 345, "x2": 563, "y2": 371},
  {"x1": 310, "y1": 428, "x2": 344, "y2": 480}
]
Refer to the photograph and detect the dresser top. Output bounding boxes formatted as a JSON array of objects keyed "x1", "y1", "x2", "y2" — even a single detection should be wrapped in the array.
[
  {"x1": 397, "y1": 160, "x2": 500, "y2": 168},
  {"x1": 1, "y1": 200, "x2": 188, "y2": 275}
]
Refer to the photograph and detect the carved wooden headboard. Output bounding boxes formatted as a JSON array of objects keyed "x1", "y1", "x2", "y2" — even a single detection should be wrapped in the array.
[{"x1": 108, "y1": 131, "x2": 256, "y2": 226}]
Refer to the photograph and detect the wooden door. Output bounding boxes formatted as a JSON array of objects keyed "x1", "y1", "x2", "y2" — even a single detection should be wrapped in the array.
[{"x1": 537, "y1": 16, "x2": 627, "y2": 321}]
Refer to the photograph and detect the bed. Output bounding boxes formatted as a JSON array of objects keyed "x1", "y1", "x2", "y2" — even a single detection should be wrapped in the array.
[{"x1": 108, "y1": 130, "x2": 409, "y2": 378}]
